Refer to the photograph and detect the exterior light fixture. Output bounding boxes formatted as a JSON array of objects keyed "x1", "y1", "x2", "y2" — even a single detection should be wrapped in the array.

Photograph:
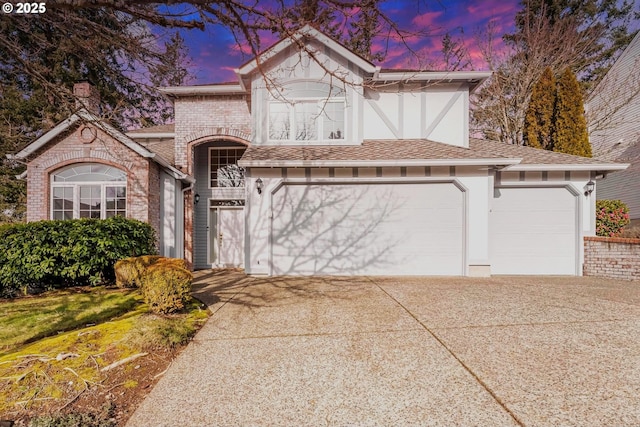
[
  {"x1": 256, "y1": 178, "x2": 264, "y2": 195},
  {"x1": 194, "y1": 193, "x2": 200, "y2": 204},
  {"x1": 584, "y1": 180, "x2": 595, "y2": 196}
]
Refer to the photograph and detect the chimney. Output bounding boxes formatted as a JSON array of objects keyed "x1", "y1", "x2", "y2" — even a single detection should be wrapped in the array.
[{"x1": 73, "y1": 82, "x2": 100, "y2": 114}]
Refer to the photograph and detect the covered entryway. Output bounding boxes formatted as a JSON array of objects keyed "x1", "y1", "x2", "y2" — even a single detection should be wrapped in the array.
[
  {"x1": 270, "y1": 181, "x2": 466, "y2": 275},
  {"x1": 490, "y1": 186, "x2": 579, "y2": 275},
  {"x1": 209, "y1": 205, "x2": 244, "y2": 267}
]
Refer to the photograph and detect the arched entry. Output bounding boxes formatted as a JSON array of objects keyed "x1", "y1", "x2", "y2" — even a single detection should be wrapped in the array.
[{"x1": 186, "y1": 134, "x2": 250, "y2": 270}]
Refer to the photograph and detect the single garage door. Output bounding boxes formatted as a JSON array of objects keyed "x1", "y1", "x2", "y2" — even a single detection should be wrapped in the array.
[
  {"x1": 490, "y1": 187, "x2": 578, "y2": 275},
  {"x1": 270, "y1": 181, "x2": 465, "y2": 276}
]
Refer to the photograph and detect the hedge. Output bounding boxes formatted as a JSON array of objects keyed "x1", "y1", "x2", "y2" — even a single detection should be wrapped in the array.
[{"x1": 0, "y1": 216, "x2": 156, "y2": 297}]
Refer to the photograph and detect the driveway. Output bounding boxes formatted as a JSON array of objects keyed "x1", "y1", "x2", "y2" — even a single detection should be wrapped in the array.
[{"x1": 126, "y1": 273, "x2": 640, "y2": 426}]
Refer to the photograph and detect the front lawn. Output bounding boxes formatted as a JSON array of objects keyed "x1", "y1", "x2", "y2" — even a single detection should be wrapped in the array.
[
  {"x1": 0, "y1": 288, "x2": 209, "y2": 425},
  {"x1": 0, "y1": 288, "x2": 141, "y2": 353}
]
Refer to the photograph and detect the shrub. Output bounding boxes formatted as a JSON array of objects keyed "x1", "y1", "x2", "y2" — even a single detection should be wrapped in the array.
[
  {"x1": 0, "y1": 216, "x2": 156, "y2": 297},
  {"x1": 114, "y1": 258, "x2": 139, "y2": 288},
  {"x1": 141, "y1": 263, "x2": 192, "y2": 314},
  {"x1": 596, "y1": 200, "x2": 630, "y2": 237},
  {"x1": 114, "y1": 255, "x2": 163, "y2": 288}
]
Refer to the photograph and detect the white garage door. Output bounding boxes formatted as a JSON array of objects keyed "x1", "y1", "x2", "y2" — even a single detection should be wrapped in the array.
[
  {"x1": 270, "y1": 182, "x2": 465, "y2": 276},
  {"x1": 490, "y1": 187, "x2": 578, "y2": 275}
]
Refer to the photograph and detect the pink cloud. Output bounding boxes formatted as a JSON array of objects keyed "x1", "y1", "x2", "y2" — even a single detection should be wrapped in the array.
[{"x1": 412, "y1": 11, "x2": 444, "y2": 28}]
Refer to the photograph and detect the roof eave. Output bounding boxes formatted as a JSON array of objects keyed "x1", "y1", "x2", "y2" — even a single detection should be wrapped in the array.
[
  {"x1": 239, "y1": 158, "x2": 522, "y2": 168},
  {"x1": 503, "y1": 163, "x2": 630, "y2": 172},
  {"x1": 158, "y1": 85, "x2": 246, "y2": 97},
  {"x1": 372, "y1": 71, "x2": 492, "y2": 90},
  {"x1": 10, "y1": 114, "x2": 82, "y2": 160}
]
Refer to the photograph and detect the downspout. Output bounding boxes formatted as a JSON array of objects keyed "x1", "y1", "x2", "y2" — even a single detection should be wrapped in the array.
[{"x1": 177, "y1": 182, "x2": 194, "y2": 260}]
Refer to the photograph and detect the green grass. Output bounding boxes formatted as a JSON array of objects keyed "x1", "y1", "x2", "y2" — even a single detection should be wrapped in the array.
[
  {"x1": 0, "y1": 289, "x2": 210, "y2": 416},
  {"x1": 0, "y1": 288, "x2": 142, "y2": 354}
]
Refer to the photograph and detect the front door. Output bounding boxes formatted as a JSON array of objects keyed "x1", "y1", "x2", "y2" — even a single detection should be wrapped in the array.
[{"x1": 209, "y1": 207, "x2": 244, "y2": 267}]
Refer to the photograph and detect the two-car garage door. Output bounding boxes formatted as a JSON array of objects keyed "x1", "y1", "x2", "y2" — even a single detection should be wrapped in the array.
[{"x1": 270, "y1": 182, "x2": 465, "y2": 276}]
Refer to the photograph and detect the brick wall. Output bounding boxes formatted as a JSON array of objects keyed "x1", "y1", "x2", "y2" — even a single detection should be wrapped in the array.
[
  {"x1": 26, "y1": 123, "x2": 161, "y2": 238},
  {"x1": 584, "y1": 236, "x2": 640, "y2": 280},
  {"x1": 173, "y1": 95, "x2": 251, "y2": 170}
]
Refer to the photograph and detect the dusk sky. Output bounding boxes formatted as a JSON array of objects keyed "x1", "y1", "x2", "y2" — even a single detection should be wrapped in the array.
[{"x1": 177, "y1": 0, "x2": 521, "y2": 84}]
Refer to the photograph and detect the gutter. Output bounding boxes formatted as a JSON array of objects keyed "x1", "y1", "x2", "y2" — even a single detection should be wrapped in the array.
[
  {"x1": 503, "y1": 163, "x2": 630, "y2": 172},
  {"x1": 238, "y1": 158, "x2": 523, "y2": 168}
]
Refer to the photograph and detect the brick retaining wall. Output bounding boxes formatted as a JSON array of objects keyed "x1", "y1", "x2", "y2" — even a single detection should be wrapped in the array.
[{"x1": 584, "y1": 236, "x2": 640, "y2": 280}]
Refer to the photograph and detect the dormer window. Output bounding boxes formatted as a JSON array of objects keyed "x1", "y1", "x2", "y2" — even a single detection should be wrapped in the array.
[{"x1": 269, "y1": 81, "x2": 345, "y2": 142}]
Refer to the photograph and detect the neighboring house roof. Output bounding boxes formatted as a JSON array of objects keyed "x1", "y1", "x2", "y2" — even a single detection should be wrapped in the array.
[
  {"x1": 8, "y1": 110, "x2": 191, "y2": 183},
  {"x1": 239, "y1": 138, "x2": 628, "y2": 172}
]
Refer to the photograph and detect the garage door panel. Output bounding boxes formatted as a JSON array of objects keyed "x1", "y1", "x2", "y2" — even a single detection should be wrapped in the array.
[
  {"x1": 271, "y1": 182, "x2": 464, "y2": 276},
  {"x1": 490, "y1": 187, "x2": 577, "y2": 275}
]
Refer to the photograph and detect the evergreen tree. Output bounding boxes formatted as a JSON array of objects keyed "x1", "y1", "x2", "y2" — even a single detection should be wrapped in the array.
[
  {"x1": 551, "y1": 68, "x2": 592, "y2": 157},
  {"x1": 523, "y1": 67, "x2": 556, "y2": 149}
]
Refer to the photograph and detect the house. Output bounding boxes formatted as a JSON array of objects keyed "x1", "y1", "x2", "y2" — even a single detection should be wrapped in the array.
[
  {"x1": 588, "y1": 31, "x2": 640, "y2": 226},
  {"x1": 9, "y1": 25, "x2": 628, "y2": 276}
]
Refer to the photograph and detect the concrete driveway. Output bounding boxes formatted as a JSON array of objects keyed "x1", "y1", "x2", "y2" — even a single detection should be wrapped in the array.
[{"x1": 126, "y1": 273, "x2": 640, "y2": 427}]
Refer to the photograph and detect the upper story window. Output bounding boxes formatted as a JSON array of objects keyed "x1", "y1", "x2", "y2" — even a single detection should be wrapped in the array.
[
  {"x1": 209, "y1": 147, "x2": 246, "y2": 188},
  {"x1": 269, "y1": 81, "x2": 346, "y2": 142},
  {"x1": 51, "y1": 163, "x2": 127, "y2": 220}
]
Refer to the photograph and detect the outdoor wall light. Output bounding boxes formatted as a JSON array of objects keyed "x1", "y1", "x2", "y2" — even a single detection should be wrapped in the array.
[
  {"x1": 256, "y1": 178, "x2": 264, "y2": 195},
  {"x1": 194, "y1": 193, "x2": 200, "y2": 204},
  {"x1": 584, "y1": 180, "x2": 595, "y2": 196}
]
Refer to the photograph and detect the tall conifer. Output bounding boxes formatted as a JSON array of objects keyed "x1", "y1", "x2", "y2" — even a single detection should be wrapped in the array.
[
  {"x1": 524, "y1": 67, "x2": 556, "y2": 149},
  {"x1": 552, "y1": 68, "x2": 592, "y2": 157}
]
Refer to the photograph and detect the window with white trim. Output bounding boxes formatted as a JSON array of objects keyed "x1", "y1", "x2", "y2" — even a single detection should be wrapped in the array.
[
  {"x1": 51, "y1": 164, "x2": 127, "y2": 220},
  {"x1": 209, "y1": 147, "x2": 246, "y2": 188},
  {"x1": 269, "y1": 81, "x2": 346, "y2": 142}
]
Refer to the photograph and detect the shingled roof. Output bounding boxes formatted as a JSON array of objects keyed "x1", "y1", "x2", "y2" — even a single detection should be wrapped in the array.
[
  {"x1": 127, "y1": 123, "x2": 175, "y2": 135},
  {"x1": 241, "y1": 139, "x2": 509, "y2": 162},
  {"x1": 239, "y1": 138, "x2": 627, "y2": 172}
]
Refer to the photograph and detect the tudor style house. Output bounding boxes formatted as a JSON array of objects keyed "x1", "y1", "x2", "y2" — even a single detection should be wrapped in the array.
[{"x1": 10, "y1": 25, "x2": 628, "y2": 276}]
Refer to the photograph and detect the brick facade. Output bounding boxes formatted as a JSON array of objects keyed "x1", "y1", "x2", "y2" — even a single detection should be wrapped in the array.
[
  {"x1": 26, "y1": 122, "x2": 161, "y2": 237},
  {"x1": 174, "y1": 95, "x2": 251, "y2": 171},
  {"x1": 173, "y1": 94, "x2": 252, "y2": 267},
  {"x1": 584, "y1": 236, "x2": 640, "y2": 280}
]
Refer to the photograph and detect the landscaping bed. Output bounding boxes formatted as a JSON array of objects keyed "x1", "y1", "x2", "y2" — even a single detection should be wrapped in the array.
[{"x1": 0, "y1": 287, "x2": 210, "y2": 426}]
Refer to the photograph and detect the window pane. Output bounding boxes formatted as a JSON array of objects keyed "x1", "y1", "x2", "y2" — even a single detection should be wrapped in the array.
[
  {"x1": 79, "y1": 185, "x2": 101, "y2": 218},
  {"x1": 52, "y1": 186, "x2": 74, "y2": 219},
  {"x1": 295, "y1": 102, "x2": 317, "y2": 140},
  {"x1": 210, "y1": 149, "x2": 246, "y2": 187},
  {"x1": 269, "y1": 103, "x2": 290, "y2": 140},
  {"x1": 323, "y1": 102, "x2": 345, "y2": 140},
  {"x1": 52, "y1": 164, "x2": 126, "y2": 182}
]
